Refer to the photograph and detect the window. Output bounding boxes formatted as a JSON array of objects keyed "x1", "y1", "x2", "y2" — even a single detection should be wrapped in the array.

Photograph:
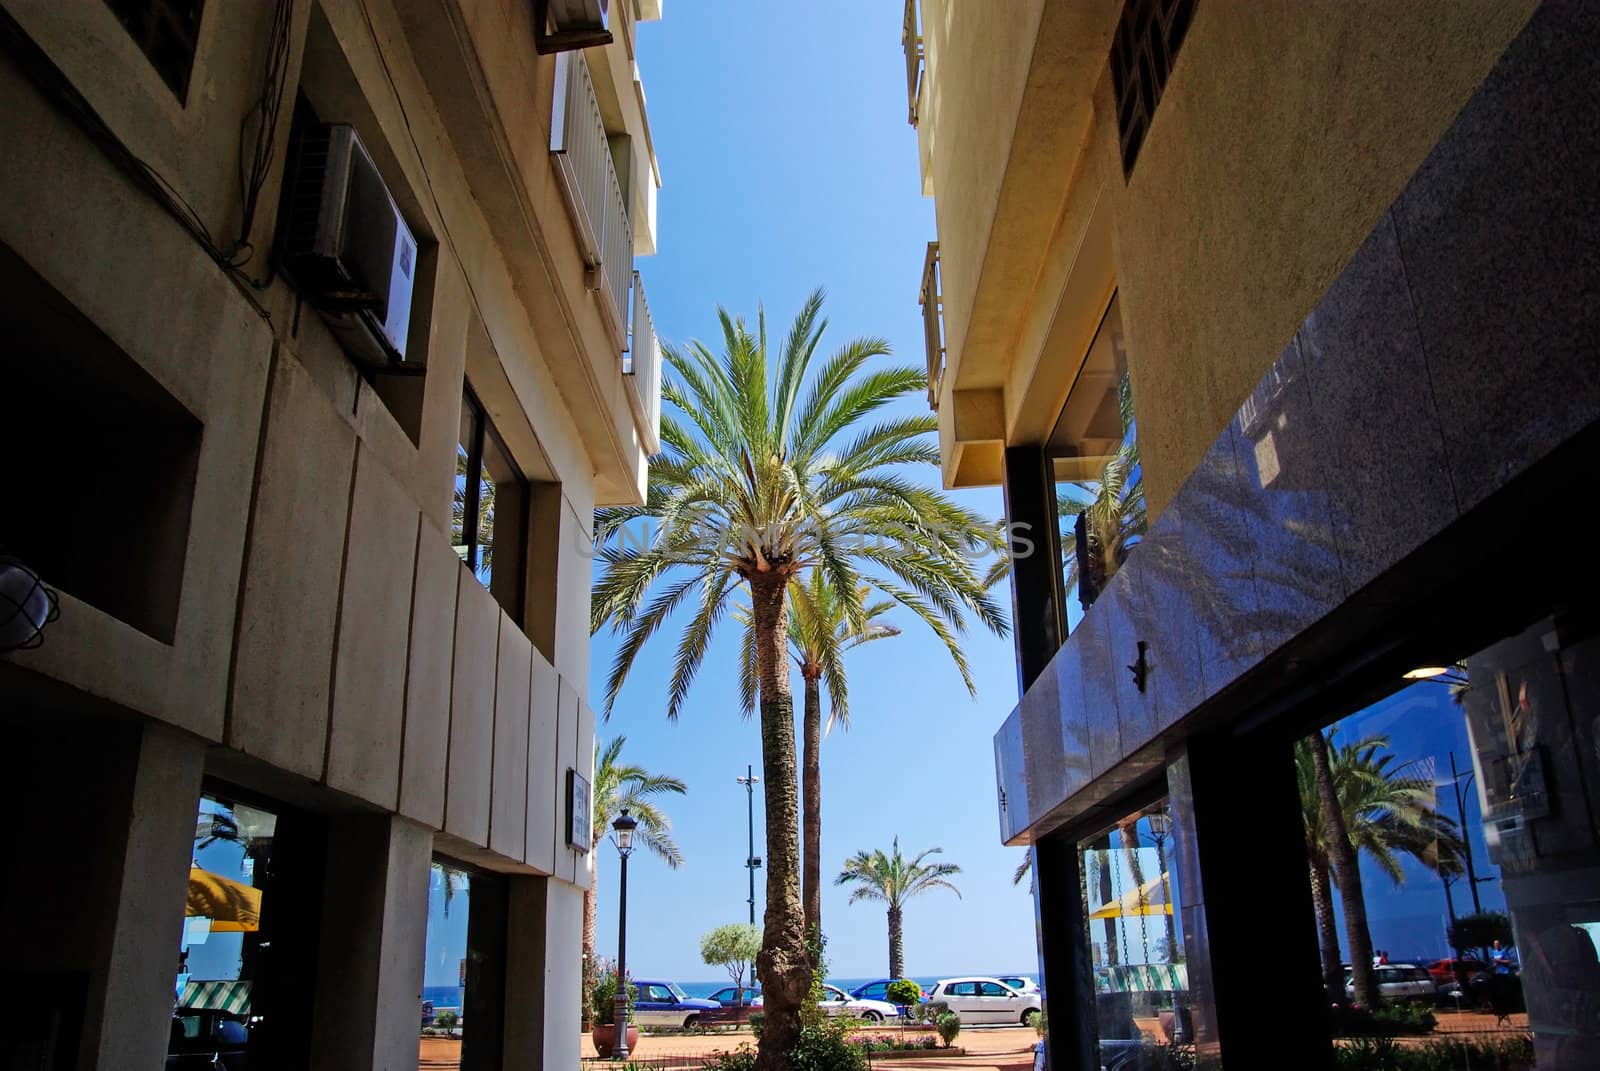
[
  {"x1": 423, "y1": 859, "x2": 508, "y2": 1069},
  {"x1": 103, "y1": 0, "x2": 205, "y2": 101},
  {"x1": 1046, "y1": 294, "x2": 1147, "y2": 636},
  {"x1": 454, "y1": 389, "x2": 528, "y2": 619},
  {"x1": 947, "y1": 982, "x2": 978, "y2": 997},
  {"x1": 1078, "y1": 797, "x2": 1192, "y2": 1066},
  {"x1": 978, "y1": 982, "x2": 1009, "y2": 997},
  {"x1": 1109, "y1": 0, "x2": 1198, "y2": 175}
]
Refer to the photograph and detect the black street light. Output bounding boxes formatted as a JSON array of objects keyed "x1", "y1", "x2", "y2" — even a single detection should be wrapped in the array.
[
  {"x1": 736, "y1": 765, "x2": 762, "y2": 925},
  {"x1": 611, "y1": 808, "x2": 638, "y2": 1061},
  {"x1": 1438, "y1": 750, "x2": 1496, "y2": 954},
  {"x1": 1144, "y1": 811, "x2": 1177, "y2": 963}
]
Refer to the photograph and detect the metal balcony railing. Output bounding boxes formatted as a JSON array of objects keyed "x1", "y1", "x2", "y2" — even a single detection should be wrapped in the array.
[
  {"x1": 626, "y1": 270, "x2": 663, "y2": 455},
  {"x1": 550, "y1": 50, "x2": 633, "y2": 345},
  {"x1": 902, "y1": 0, "x2": 924, "y2": 125},
  {"x1": 919, "y1": 241, "x2": 944, "y2": 411}
]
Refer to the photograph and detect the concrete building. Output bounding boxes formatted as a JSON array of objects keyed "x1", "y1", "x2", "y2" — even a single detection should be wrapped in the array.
[
  {"x1": 0, "y1": 0, "x2": 665, "y2": 1067},
  {"x1": 904, "y1": 1, "x2": 1600, "y2": 1067}
]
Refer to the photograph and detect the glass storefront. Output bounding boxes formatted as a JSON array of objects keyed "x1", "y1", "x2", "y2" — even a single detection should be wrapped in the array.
[
  {"x1": 1077, "y1": 797, "x2": 1193, "y2": 1070},
  {"x1": 423, "y1": 861, "x2": 472, "y2": 1069}
]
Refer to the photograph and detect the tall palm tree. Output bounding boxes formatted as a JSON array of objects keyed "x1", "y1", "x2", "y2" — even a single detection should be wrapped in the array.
[
  {"x1": 583, "y1": 737, "x2": 687, "y2": 1029},
  {"x1": 592, "y1": 292, "x2": 1003, "y2": 1068},
  {"x1": 835, "y1": 837, "x2": 962, "y2": 979},
  {"x1": 1297, "y1": 730, "x2": 1463, "y2": 1002}
]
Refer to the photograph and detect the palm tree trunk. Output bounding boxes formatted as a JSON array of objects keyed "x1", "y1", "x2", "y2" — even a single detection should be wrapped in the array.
[
  {"x1": 750, "y1": 574, "x2": 808, "y2": 1071},
  {"x1": 888, "y1": 904, "x2": 904, "y2": 979},
  {"x1": 802, "y1": 669, "x2": 823, "y2": 956},
  {"x1": 1311, "y1": 729, "x2": 1378, "y2": 1005},
  {"x1": 582, "y1": 869, "x2": 598, "y2": 1031},
  {"x1": 1307, "y1": 853, "x2": 1343, "y2": 999}
]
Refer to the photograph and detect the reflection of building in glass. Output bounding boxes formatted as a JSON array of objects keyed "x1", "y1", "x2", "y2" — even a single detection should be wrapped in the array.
[{"x1": 905, "y1": 0, "x2": 1600, "y2": 1066}]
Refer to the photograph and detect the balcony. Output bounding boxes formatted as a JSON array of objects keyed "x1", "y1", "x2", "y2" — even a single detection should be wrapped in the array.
[
  {"x1": 550, "y1": 49, "x2": 634, "y2": 348},
  {"x1": 919, "y1": 241, "x2": 944, "y2": 410},
  {"x1": 625, "y1": 270, "x2": 662, "y2": 455},
  {"x1": 902, "y1": 0, "x2": 924, "y2": 125}
]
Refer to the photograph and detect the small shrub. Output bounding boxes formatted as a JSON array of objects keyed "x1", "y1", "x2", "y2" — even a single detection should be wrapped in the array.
[
  {"x1": 1034, "y1": 1005, "x2": 1048, "y2": 1038},
  {"x1": 747, "y1": 1011, "x2": 764, "y2": 1039},
  {"x1": 886, "y1": 980, "x2": 923, "y2": 1008},
  {"x1": 1332, "y1": 1034, "x2": 1533, "y2": 1071},
  {"x1": 936, "y1": 1012, "x2": 961, "y2": 1048},
  {"x1": 704, "y1": 1045, "x2": 758, "y2": 1071},
  {"x1": 789, "y1": 1022, "x2": 867, "y2": 1071},
  {"x1": 432, "y1": 1010, "x2": 458, "y2": 1036},
  {"x1": 591, "y1": 968, "x2": 638, "y2": 1026}
]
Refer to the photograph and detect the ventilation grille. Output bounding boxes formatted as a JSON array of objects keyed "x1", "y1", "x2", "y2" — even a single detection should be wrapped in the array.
[{"x1": 1109, "y1": 0, "x2": 1197, "y2": 177}]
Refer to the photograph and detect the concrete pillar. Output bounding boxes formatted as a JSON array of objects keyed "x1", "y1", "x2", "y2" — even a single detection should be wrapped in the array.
[
  {"x1": 1175, "y1": 732, "x2": 1332, "y2": 1069},
  {"x1": 503, "y1": 875, "x2": 584, "y2": 1071},
  {"x1": 308, "y1": 814, "x2": 432, "y2": 1071},
  {"x1": 1003, "y1": 445, "x2": 1061, "y2": 693},
  {"x1": 92, "y1": 723, "x2": 207, "y2": 1071},
  {"x1": 1031, "y1": 829, "x2": 1096, "y2": 1071}
]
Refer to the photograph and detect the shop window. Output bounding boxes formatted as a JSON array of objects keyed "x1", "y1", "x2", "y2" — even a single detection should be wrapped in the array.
[
  {"x1": 178, "y1": 789, "x2": 325, "y2": 1069},
  {"x1": 103, "y1": 0, "x2": 205, "y2": 101},
  {"x1": 454, "y1": 388, "x2": 528, "y2": 621},
  {"x1": 1046, "y1": 294, "x2": 1147, "y2": 636},
  {"x1": 1077, "y1": 797, "x2": 1193, "y2": 1066},
  {"x1": 423, "y1": 859, "x2": 508, "y2": 1070},
  {"x1": 1295, "y1": 613, "x2": 1600, "y2": 1063}
]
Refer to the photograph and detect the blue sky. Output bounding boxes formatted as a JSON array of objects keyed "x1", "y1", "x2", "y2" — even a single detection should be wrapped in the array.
[{"x1": 582, "y1": 0, "x2": 1036, "y2": 983}]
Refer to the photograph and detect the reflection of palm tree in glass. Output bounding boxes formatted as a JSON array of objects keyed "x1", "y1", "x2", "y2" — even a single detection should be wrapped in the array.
[
  {"x1": 452, "y1": 449, "x2": 497, "y2": 583},
  {"x1": 1296, "y1": 730, "x2": 1465, "y2": 1000},
  {"x1": 1056, "y1": 375, "x2": 1147, "y2": 609}
]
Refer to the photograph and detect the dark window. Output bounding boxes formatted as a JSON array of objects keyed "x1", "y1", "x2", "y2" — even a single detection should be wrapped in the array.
[
  {"x1": 978, "y1": 982, "x2": 1008, "y2": 997},
  {"x1": 1108, "y1": 0, "x2": 1197, "y2": 176},
  {"x1": 103, "y1": 0, "x2": 205, "y2": 101},
  {"x1": 947, "y1": 982, "x2": 978, "y2": 997},
  {"x1": 454, "y1": 389, "x2": 528, "y2": 620}
]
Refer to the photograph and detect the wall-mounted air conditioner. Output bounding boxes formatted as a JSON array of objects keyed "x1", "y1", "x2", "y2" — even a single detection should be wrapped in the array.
[
  {"x1": 536, "y1": 0, "x2": 612, "y2": 53},
  {"x1": 279, "y1": 123, "x2": 419, "y2": 370}
]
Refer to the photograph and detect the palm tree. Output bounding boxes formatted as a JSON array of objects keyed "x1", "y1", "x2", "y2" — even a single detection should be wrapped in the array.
[
  {"x1": 1297, "y1": 730, "x2": 1463, "y2": 1003},
  {"x1": 592, "y1": 292, "x2": 1003, "y2": 1068},
  {"x1": 835, "y1": 837, "x2": 962, "y2": 979},
  {"x1": 583, "y1": 737, "x2": 687, "y2": 1029},
  {"x1": 1052, "y1": 373, "x2": 1146, "y2": 607}
]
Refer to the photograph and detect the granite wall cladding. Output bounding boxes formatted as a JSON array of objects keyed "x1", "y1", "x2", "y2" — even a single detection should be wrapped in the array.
[{"x1": 995, "y1": 0, "x2": 1600, "y2": 843}]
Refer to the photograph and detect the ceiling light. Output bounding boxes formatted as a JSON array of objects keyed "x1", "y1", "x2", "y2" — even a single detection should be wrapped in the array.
[{"x1": 1403, "y1": 666, "x2": 1451, "y2": 680}]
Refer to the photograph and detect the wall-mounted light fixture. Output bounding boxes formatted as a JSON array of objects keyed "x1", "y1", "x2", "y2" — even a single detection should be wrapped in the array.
[{"x1": 0, "y1": 554, "x2": 58, "y2": 653}]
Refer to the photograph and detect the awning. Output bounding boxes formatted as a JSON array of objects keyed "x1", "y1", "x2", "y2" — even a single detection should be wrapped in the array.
[
  {"x1": 186, "y1": 867, "x2": 262, "y2": 933},
  {"x1": 1088, "y1": 873, "x2": 1171, "y2": 920},
  {"x1": 179, "y1": 979, "x2": 253, "y2": 1014},
  {"x1": 1095, "y1": 964, "x2": 1189, "y2": 993}
]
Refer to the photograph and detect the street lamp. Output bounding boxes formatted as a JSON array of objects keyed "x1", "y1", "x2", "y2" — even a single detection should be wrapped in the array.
[
  {"x1": 611, "y1": 809, "x2": 638, "y2": 1061},
  {"x1": 1437, "y1": 751, "x2": 1496, "y2": 954},
  {"x1": 736, "y1": 766, "x2": 763, "y2": 925}
]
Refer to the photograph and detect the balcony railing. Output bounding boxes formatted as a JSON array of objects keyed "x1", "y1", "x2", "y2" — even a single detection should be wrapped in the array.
[
  {"x1": 919, "y1": 241, "x2": 944, "y2": 411},
  {"x1": 902, "y1": 0, "x2": 924, "y2": 125},
  {"x1": 625, "y1": 270, "x2": 663, "y2": 455},
  {"x1": 550, "y1": 50, "x2": 633, "y2": 345}
]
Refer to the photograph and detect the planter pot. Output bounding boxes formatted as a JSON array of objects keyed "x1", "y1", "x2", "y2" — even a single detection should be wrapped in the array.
[{"x1": 591, "y1": 1023, "x2": 640, "y2": 1058}]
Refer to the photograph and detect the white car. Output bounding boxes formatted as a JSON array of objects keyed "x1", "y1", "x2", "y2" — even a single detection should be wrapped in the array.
[
  {"x1": 1343, "y1": 964, "x2": 1435, "y2": 1003},
  {"x1": 818, "y1": 984, "x2": 898, "y2": 1022},
  {"x1": 927, "y1": 977, "x2": 1042, "y2": 1025},
  {"x1": 999, "y1": 975, "x2": 1040, "y2": 995}
]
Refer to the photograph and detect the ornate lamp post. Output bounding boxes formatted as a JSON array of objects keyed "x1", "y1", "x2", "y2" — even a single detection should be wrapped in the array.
[
  {"x1": 736, "y1": 765, "x2": 762, "y2": 925},
  {"x1": 611, "y1": 809, "x2": 638, "y2": 1060},
  {"x1": 1144, "y1": 812, "x2": 1176, "y2": 961}
]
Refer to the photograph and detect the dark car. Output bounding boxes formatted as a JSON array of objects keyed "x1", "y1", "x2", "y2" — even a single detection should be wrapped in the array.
[
  {"x1": 631, "y1": 980, "x2": 721, "y2": 1029},
  {"x1": 850, "y1": 978, "x2": 928, "y2": 1005},
  {"x1": 707, "y1": 985, "x2": 762, "y2": 1007},
  {"x1": 167, "y1": 1010, "x2": 249, "y2": 1069}
]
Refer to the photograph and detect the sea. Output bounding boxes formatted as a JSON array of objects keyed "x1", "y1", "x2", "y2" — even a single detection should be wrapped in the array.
[{"x1": 423, "y1": 973, "x2": 1035, "y2": 1011}]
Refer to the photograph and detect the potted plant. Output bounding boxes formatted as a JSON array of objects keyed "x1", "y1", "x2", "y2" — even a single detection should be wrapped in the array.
[{"x1": 591, "y1": 965, "x2": 638, "y2": 1058}]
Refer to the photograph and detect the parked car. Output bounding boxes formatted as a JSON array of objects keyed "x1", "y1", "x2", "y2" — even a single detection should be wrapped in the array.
[
  {"x1": 1343, "y1": 964, "x2": 1436, "y2": 1003},
  {"x1": 167, "y1": 1010, "x2": 249, "y2": 1069},
  {"x1": 927, "y1": 977, "x2": 1042, "y2": 1025},
  {"x1": 818, "y1": 983, "x2": 897, "y2": 1022},
  {"x1": 1423, "y1": 957, "x2": 1489, "y2": 991},
  {"x1": 998, "y1": 975, "x2": 1040, "y2": 995},
  {"x1": 850, "y1": 978, "x2": 928, "y2": 1004},
  {"x1": 630, "y1": 980, "x2": 721, "y2": 1028},
  {"x1": 706, "y1": 985, "x2": 762, "y2": 1007}
]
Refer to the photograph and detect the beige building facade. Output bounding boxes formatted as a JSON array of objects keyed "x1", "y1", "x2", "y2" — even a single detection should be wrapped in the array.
[
  {"x1": 907, "y1": 1, "x2": 1600, "y2": 1068},
  {"x1": 0, "y1": 0, "x2": 666, "y2": 1067}
]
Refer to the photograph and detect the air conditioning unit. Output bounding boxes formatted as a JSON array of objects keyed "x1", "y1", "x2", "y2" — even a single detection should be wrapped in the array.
[
  {"x1": 279, "y1": 123, "x2": 419, "y2": 370},
  {"x1": 536, "y1": 0, "x2": 612, "y2": 53}
]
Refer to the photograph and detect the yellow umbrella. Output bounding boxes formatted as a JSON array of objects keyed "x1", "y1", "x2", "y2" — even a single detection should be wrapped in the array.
[
  {"x1": 1088, "y1": 872, "x2": 1171, "y2": 920},
  {"x1": 186, "y1": 866, "x2": 262, "y2": 933}
]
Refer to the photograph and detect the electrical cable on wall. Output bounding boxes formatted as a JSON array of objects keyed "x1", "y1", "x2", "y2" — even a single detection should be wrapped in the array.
[{"x1": 229, "y1": 0, "x2": 295, "y2": 286}]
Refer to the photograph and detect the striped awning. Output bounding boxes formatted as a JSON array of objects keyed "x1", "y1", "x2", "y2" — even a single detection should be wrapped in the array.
[
  {"x1": 179, "y1": 979, "x2": 253, "y2": 1014},
  {"x1": 1095, "y1": 964, "x2": 1188, "y2": 993}
]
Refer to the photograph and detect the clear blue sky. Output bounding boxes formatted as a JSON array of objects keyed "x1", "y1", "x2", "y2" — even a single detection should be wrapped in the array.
[{"x1": 586, "y1": 0, "x2": 1037, "y2": 983}]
